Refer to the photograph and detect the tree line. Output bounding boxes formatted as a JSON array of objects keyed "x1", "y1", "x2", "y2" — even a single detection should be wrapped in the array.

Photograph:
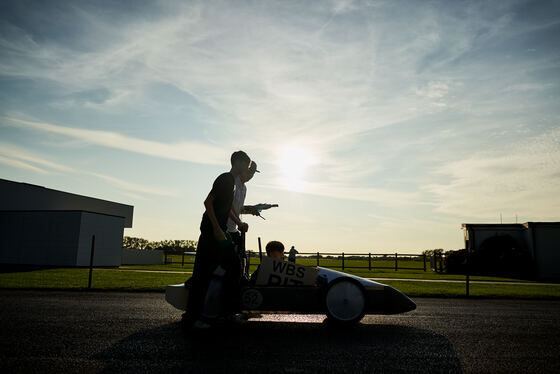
[{"x1": 122, "y1": 236, "x2": 197, "y2": 252}]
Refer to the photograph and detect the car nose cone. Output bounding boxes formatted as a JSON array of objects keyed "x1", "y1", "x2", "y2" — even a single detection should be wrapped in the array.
[{"x1": 385, "y1": 286, "x2": 416, "y2": 314}]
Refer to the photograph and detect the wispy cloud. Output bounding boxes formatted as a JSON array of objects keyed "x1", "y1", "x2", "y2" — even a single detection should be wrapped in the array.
[
  {"x1": 0, "y1": 155, "x2": 48, "y2": 174},
  {"x1": 0, "y1": 142, "x2": 180, "y2": 198},
  {"x1": 424, "y1": 128, "x2": 560, "y2": 220},
  {"x1": 0, "y1": 142, "x2": 75, "y2": 173},
  {"x1": 89, "y1": 172, "x2": 179, "y2": 198},
  {"x1": 1, "y1": 1, "x2": 559, "y2": 248},
  {"x1": 4, "y1": 117, "x2": 228, "y2": 165},
  {"x1": 255, "y1": 181, "x2": 420, "y2": 207}
]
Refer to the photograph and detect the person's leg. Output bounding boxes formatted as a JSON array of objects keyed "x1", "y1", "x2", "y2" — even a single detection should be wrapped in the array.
[
  {"x1": 229, "y1": 231, "x2": 248, "y2": 281},
  {"x1": 186, "y1": 234, "x2": 215, "y2": 323},
  {"x1": 218, "y1": 242, "x2": 242, "y2": 316},
  {"x1": 229, "y1": 231, "x2": 242, "y2": 256}
]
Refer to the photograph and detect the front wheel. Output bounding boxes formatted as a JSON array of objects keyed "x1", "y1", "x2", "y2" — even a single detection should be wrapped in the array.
[{"x1": 324, "y1": 278, "x2": 366, "y2": 324}]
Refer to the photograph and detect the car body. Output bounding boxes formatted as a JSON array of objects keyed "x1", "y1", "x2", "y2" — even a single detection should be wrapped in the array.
[{"x1": 166, "y1": 261, "x2": 416, "y2": 324}]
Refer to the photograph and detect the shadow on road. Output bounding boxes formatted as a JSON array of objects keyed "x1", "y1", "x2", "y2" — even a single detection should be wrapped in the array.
[{"x1": 94, "y1": 319, "x2": 461, "y2": 373}]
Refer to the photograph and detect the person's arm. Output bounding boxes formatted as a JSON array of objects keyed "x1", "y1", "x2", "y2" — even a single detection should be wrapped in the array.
[
  {"x1": 229, "y1": 209, "x2": 248, "y2": 232},
  {"x1": 240, "y1": 205, "x2": 259, "y2": 215},
  {"x1": 204, "y1": 193, "x2": 226, "y2": 241}
]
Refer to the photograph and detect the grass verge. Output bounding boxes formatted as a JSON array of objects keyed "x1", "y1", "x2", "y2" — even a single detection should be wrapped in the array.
[
  {"x1": 0, "y1": 268, "x2": 188, "y2": 292},
  {"x1": 383, "y1": 280, "x2": 560, "y2": 299},
  {"x1": 1, "y1": 267, "x2": 559, "y2": 298},
  {"x1": 126, "y1": 260, "x2": 532, "y2": 283}
]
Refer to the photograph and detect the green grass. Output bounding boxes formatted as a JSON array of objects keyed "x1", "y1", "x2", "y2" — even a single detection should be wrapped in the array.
[
  {"x1": 1, "y1": 266, "x2": 560, "y2": 298},
  {"x1": 0, "y1": 268, "x2": 188, "y2": 292},
  {"x1": 383, "y1": 280, "x2": 560, "y2": 299},
  {"x1": 145, "y1": 255, "x2": 531, "y2": 283}
]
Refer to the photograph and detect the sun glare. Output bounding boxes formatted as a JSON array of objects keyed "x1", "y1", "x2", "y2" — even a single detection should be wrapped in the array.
[{"x1": 277, "y1": 146, "x2": 315, "y2": 191}]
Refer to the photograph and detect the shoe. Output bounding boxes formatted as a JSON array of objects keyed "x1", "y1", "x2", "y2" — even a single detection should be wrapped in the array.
[
  {"x1": 224, "y1": 313, "x2": 248, "y2": 325},
  {"x1": 193, "y1": 319, "x2": 212, "y2": 329}
]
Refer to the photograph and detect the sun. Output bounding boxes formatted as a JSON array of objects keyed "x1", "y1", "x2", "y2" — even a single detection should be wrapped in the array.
[{"x1": 276, "y1": 145, "x2": 315, "y2": 191}]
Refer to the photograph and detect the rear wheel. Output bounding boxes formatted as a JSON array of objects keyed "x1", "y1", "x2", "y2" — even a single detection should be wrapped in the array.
[{"x1": 324, "y1": 278, "x2": 366, "y2": 324}]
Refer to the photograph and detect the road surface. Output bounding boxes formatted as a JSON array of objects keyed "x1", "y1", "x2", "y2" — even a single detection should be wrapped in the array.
[{"x1": 1, "y1": 290, "x2": 559, "y2": 373}]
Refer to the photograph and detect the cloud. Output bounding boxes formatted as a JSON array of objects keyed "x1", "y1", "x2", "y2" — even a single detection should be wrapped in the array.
[
  {"x1": 416, "y1": 81, "x2": 449, "y2": 99},
  {"x1": 424, "y1": 128, "x2": 560, "y2": 220},
  {"x1": 1, "y1": 0, "x2": 559, "y2": 249},
  {"x1": 0, "y1": 142, "x2": 180, "y2": 198},
  {"x1": 255, "y1": 181, "x2": 420, "y2": 207},
  {"x1": 0, "y1": 142, "x2": 75, "y2": 173},
  {"x1": 0, "y1": 155, "x2": 48, "y2": 174},
  {"x1": 89, "y1": 172, "x2": 179, "y2": 198},
  {"x1": 4, "y1": 117, "x2": 228, "y2": 165}
]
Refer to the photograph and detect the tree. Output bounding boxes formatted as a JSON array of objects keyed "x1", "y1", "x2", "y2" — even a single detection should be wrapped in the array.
[
  {"x1": 122, "y1": 236, "x2": 150, "y2": 250},
  {"x1": 122, "y1": 237, "x2": 197, "y2": 252}
]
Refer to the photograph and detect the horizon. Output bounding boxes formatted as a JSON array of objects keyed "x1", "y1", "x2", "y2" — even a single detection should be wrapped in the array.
[{"x1": 1, "y1": 0, "x2": 559, "y2": 254}]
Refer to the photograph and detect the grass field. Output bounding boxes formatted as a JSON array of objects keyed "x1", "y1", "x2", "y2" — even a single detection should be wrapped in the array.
[
  {"x1": 1, "y1": 265, "x2": 560, "y2": 298},
  {"x1": 141, "y1": 255, "x2": 532, "y2": 282},
  {"x1": 0, "y1": 268, "x2": 187, "y2": 292}
]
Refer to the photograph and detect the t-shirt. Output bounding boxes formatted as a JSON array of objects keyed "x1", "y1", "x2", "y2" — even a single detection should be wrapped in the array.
[
  {"x1": 226, "y1": 176, "x2": 247, "y2": 233},
  {"x1": 200, "y1": 172, "x2": 235, "y2": 237}
]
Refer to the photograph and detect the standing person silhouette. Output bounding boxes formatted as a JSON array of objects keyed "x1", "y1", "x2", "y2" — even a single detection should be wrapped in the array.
[
  {"x1": 288, "y1": 246, "x2": 298, "y2": 263},
  {"x1": 226, "y1": 160, "x2": 259, "y2": 275},
  {"x1": 186, "y1": 151, "x2": 251, "y2": 329}
]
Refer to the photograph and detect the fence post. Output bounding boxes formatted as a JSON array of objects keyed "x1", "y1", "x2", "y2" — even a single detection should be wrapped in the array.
[
  {"x1": 368, "y1": 253, "x2": 372, "y2": 271},
  {"x1": 466, "y1": 249, "x2": 470, "y2": 298},
  {"x1": 182, "y1": 252, "x2": 185, "y2": 267},
  {"x1": 317, "y1": 252, "x2": 320, "y2": 267},
  {"x1": 423, "y1": 254, "x2": 426, "y2": 272},
  {"x1": 247, "y1": 251, "x2": 251, "y2": 270},
  {"x1": 395, "y1": 253, "x2": 398, "y2": 271},
  {"x1": 258, "y1": 237, "x2": 263, "y2": 262},
  {"x1": 88, "y1": 235, "x2": 95, "y2": 290},
  {"x1": 342, "y1": 252, "x2": 345, "y2": 270}
]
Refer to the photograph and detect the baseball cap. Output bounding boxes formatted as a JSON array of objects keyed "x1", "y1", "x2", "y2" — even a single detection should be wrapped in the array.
[{"x1": 248, "y1": 160, "x2": 260, "y2": 173}]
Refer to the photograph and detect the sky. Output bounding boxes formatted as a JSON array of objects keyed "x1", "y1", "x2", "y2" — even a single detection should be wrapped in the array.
[{"x1": 1, "y1": 0, "x2": 559, "y2": 254}]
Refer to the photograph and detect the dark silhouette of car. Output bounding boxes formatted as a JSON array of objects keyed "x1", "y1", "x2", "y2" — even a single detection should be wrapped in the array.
[{"x1": 166, "y1": 260, "x2": 416, "y2": 324}]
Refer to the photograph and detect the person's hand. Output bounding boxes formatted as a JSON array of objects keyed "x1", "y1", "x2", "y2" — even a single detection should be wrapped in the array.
[
  {"x1": 213, "y1": 227, "x2": 226, "y2": 242},
  {"x1": 239, "y1": 222, "x2": 249, "y2": 233},
  {"x1": 247, "y1": 206, "x2": 259, "y2": 216}
]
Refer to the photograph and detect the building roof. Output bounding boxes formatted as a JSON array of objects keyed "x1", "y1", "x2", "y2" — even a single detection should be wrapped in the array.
[
  {"x1": 462, "y1": 222, "x2": 560, "y2": 229},
  {"x1": 0, "y1": 178, "x2": 134, "y2": 227}
]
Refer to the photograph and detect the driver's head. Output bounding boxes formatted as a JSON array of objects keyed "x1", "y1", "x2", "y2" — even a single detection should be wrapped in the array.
[{"x1": 266, "y1": 240, "x2": 284, "y2": 260}]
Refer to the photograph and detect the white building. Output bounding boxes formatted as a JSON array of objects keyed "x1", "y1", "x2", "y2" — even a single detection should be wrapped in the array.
[
  {"x1": 0, "y1": 179, "x2": 133, "y2": 267},
  {"x1": 462, "y1": 222, "x2": 560, "y2": 280}
]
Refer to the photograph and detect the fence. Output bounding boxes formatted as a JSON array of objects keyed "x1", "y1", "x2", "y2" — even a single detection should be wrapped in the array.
[
  {"x1": 295, "y1": 252, "x2": 428, "y2": 271},
  {"x1": 167, "y1": 249, "x2": 446, "y2": 273}
]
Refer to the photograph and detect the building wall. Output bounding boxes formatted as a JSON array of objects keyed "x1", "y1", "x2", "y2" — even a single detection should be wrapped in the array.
[
  {"x1": 0, "y1": 211, "x2": 81, "y2": 265},
  {"x1": 0, "y1": 179, "x2": 133, "y2": 227},
  {"x1": 532, "y1": 224, "x2": 560, "y2": 279},
  {"x1": 75, "y1": 212, "x2": 125, "y2": 267},
  {"x1": 0, "y1": 211, "x2": 124, "y2": 266},
  {"x1": 464, "y1": 222, "x2": 560, "y2": 279},
  {"x1": 471, "y1": 225, "x2": 530, "y2": 251},
  {"x1": 121, "y1": 248, "x2": 164, "y2": 265}
]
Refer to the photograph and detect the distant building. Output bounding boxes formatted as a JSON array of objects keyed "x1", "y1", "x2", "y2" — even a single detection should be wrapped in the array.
[
  {"x1": 462, "y1": 222, "x2": 560, "y2": 280},
  {"x1": 0, "y1": 179, "x2": 133, "y2": 267}
]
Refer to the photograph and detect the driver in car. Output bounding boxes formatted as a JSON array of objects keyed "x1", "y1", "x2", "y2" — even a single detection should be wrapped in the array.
[{"x1": 249, "y1": 240, "x2": 284, "y2": 283}]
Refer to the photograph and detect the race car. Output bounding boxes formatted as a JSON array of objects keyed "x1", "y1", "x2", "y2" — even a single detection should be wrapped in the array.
[{"x1": 166, "y1": 256, "x2": 416, "y2": 324}]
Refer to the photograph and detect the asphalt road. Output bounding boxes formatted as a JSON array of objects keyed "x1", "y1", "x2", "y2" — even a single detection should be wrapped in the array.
[{"x1": 1, "y1": 291, "x2": 559, "y2": 373}]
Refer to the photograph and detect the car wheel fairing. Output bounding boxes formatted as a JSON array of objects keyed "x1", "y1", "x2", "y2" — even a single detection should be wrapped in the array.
[{"x1": 325, "y1": 278, "x2": 366, "y2": 324}]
